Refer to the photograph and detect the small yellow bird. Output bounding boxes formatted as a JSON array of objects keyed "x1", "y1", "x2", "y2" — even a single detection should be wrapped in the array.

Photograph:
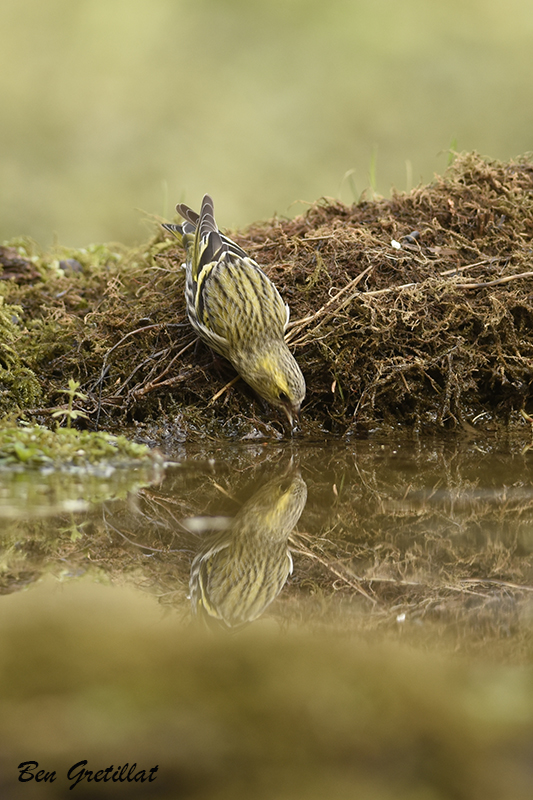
[{"x1": 162, "y1": 195, "x2": 305, "y2": 424}]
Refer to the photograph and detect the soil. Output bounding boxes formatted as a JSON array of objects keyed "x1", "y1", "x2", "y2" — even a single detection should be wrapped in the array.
[{"x1": 2, "y1": 151, "x2": 533, "y2": 443}]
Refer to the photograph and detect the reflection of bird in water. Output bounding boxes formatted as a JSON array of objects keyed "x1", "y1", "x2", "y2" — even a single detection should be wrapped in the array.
[{"x1": 189, "y1": 469, "x2": 307, "y2": 628}]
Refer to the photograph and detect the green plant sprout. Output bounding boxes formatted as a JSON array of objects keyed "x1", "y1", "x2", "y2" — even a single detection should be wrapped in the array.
[{"x1": 52, "y1": 379, "x2": 89, "y2": 429}]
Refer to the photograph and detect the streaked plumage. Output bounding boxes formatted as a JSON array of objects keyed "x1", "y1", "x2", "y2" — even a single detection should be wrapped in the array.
[
  {"x1": 189, "y1": 469, "x2": 308, "y2": 628},
  {"x1": 162, "y1": 195, "x2": 306, "y2": 423}
]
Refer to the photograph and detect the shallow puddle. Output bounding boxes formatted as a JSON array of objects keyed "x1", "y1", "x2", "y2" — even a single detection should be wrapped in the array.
[
  {"x1": 2, "y1": 435, "x2": 533, "y2": 650},
  {"x1": 2, "y1": 436, "x2": 533, "y2": 798}
]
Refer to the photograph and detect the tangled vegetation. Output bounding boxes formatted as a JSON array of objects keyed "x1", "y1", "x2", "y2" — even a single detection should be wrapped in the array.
[{"x1": 2, "y1": 151, "x2": 533, "y2": 445}]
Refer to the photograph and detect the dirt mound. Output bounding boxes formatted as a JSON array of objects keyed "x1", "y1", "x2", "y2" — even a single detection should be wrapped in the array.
[{"x1": 3, "y1": 151, "x2": 533, "y2": 441}]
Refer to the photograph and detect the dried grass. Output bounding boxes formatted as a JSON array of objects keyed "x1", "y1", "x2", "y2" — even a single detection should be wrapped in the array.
[{"x1": 3, "y1": 151, "x2": 533, "y2": 440}]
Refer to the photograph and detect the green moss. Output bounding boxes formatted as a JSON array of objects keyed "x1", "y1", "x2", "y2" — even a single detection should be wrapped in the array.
[
  {"x1": 3, "y1": 152, "x2": 533, "y2": 440},
  {"x1": 0, "y1": 366, "x2": 42, "y2": 414},
  {"x1": 0, "y1": 294, "x2": 43, "y2": 413},
  {"x1": 0, "y1": 424, "x2": 152, "y2": 471}
]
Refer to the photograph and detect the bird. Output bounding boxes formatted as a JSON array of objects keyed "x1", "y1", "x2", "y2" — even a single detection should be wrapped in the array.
[
  {"x1": 162, "y1": 195, "x2": 306, "y2": 424},
  {"x1": 188, "y1": 467, "x2": 308, "y2": 628}
]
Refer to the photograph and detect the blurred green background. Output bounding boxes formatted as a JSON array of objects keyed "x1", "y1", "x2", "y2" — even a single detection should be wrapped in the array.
[{"x1": 1, "y1": 0, "x2": 532, "y2": 248}]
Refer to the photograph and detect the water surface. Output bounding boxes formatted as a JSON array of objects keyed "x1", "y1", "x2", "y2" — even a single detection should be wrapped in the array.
[{"x1": 2, "y1": 435, "x2": 533, "y2": 652}]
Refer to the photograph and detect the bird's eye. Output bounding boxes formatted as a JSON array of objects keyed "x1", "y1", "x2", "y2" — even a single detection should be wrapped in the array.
[{"x1": 278, "y1": 391, "x2": 290, "y2": 403}]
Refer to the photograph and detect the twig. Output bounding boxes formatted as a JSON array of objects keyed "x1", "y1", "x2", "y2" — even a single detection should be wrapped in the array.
[
  {"x1": 115, "y1": 348, "x2": 172, "y2": 397},
  {"x1": 132, "y1": 340, "x2": 196, "y2": 397},
  {"x1": 439, "y1": 259, "x2": 491, "y2": 276},
  {"x1": 209, "y1": 375, "x2": 240, "y2": 404},
  {"x1": 363, "y1": 266, "x2": 533, "y2": 298},
  {"x1": 95, "y1": 323, "x2": 166, "y2": 428},
  {"x1": 459, "y1": 577, "x2": 533, "y2": 592},
  {"x1": 291, "y1": 538, "x2": 377, "y2": 604},
  {"x1": 102, "y1": 508, "x2": 168, "y2": 553},
  {"x1": 285, "y1": 260, "x2": 505, "y2": 348},
  {"x1": 133, "y1": 369, "x2": 198, "y2": 396},
  {"x1": 94, "y1": 323, "x2": 191, "y2": 425},
  {"x1": 285, "y1": 265, "x2": 374, "y2": 342},
  {"x1": 458, "y1": 271, "x2": 533, "y2": 289}
]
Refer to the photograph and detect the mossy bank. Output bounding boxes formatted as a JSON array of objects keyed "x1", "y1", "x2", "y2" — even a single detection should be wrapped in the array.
[{"x1": 3, "y1": 152, "x2": 533, "y2": 449}]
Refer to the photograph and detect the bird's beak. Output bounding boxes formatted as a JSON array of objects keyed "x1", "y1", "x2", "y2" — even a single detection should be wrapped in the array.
[{"x1": 282, "y1": 404, "x2": 300, "y2": 430}]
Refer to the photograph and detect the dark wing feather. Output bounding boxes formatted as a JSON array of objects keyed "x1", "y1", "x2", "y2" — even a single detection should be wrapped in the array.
[
  {"x1": 175, "y1": 203, "x2": 199, "y2": 226},
  {"x1": 161, "y1": 222, "x2": 182, "y2": 236},
  {"x1": 198, "y1": 195, "x2": 218, "y2": 240}
]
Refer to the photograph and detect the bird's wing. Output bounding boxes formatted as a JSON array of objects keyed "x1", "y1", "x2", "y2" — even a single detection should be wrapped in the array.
[{"x1": 196, "y1": 255, "x2": 288, "y2": 344}]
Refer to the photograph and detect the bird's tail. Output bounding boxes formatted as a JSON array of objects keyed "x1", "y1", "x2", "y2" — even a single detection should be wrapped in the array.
[
  {"x1": 162, "y1": 194, "x2": 248, "y2": 277},
  {"x1": 198, "y1": 194, "x2": 218, "y2": 242},
  {"x1": 176, "y1": 194, "x2": 217, "y2": 241}
]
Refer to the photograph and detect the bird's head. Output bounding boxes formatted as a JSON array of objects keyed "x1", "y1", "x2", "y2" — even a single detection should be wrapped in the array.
[{"x1": 233, "y1": 341, "x2": 306, "y2": 426}]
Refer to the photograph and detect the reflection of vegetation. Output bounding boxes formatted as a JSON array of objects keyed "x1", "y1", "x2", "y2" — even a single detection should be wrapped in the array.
[
  {"x1": 287, "y1": 439, "x2": 533, "y2": 656},
  {"x1": 189, "y1": 468, "x2": 307, "y2": 628},
  {"x1": 0, "y1": 466, "x2": 159, "y2": 522},
  {"x1": 2, "y1": 439, "x2": 533, "y2": 655}
]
